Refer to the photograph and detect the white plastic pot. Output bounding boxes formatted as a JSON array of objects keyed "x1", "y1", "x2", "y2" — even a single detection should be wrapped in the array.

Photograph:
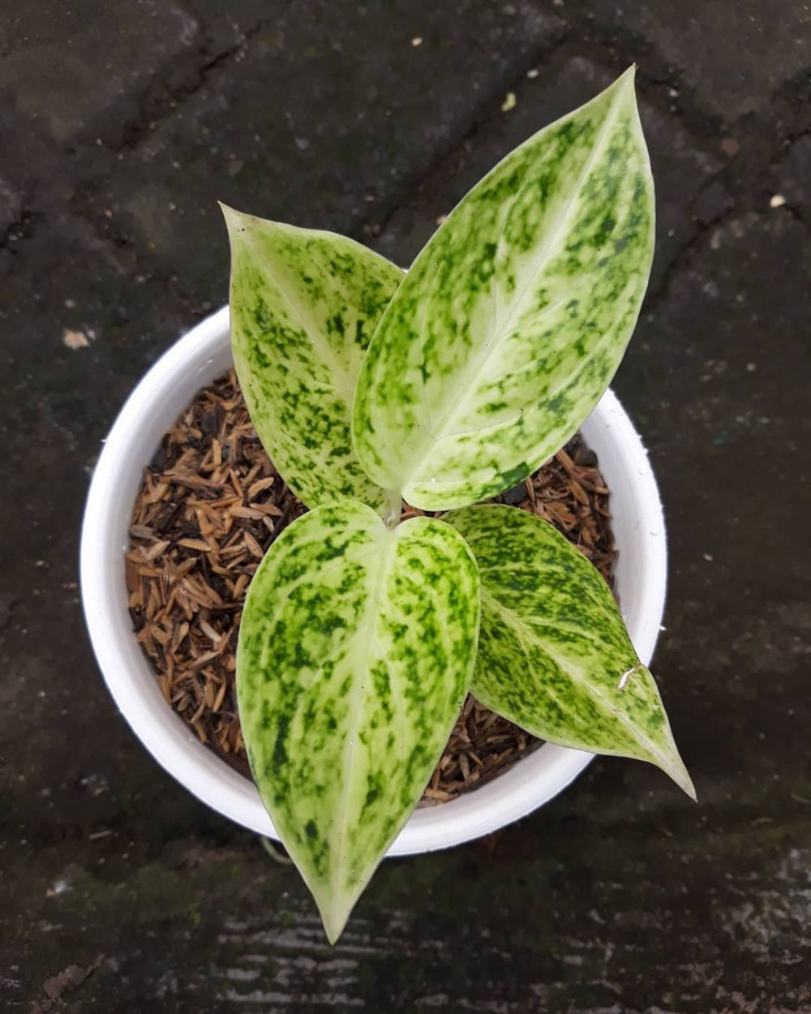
[{"x1": 81, "y1": 307, "x2": 666, "y2": 856}]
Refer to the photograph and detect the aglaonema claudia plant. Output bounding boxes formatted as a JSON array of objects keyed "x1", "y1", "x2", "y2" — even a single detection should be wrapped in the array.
[{"x1": 222, "y1": 68, "x2": 694, "y2": 944}]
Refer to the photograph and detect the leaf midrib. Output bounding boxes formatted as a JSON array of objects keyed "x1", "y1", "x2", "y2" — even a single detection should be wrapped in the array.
[
  {"x1": 328, "y1": 524, "x2": 399, "y2": 913},
  {"x1": 242, "y1": 229, "x2": 357, "y2": 405},
  {"x1": 397, "y1": 82, "x2": 627, "y2": 494},
  {"x1": 479, "y1": 585, "x2": 672, "y2": 769}
]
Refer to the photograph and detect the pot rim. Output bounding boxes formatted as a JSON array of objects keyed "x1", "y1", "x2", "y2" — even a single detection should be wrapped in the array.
[{"x1": 80, "y1": 306, "x2": 667, "y2": 856}]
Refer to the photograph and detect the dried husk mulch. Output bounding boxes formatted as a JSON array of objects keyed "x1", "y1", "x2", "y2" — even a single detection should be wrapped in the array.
[{"x1": 126, "y1": 371, "x2": 616, "y2": 805}]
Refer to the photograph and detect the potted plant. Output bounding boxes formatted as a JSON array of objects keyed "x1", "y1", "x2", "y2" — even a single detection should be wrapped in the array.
[{"x1": 81, "y1": 67, "x2": 692, "y2": 944}]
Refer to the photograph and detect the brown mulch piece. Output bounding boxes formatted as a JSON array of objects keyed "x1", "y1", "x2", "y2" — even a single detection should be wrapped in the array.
[{"x1": 126, "y1": 370, "x2": 615, "y2": 804}]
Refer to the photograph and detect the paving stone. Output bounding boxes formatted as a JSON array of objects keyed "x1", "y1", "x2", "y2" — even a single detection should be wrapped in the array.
[
  {"x1": 642, "y1": 1, "x2": 811, "y2": 122},
  {"x1": 0, "y1": 0, "x2": 200, "y2": 143},
  {"x1": 0, "y1": 173, "x2": 21, "y2": 233},
  {"x1": 179, "y1": 0, "x2": 287, "y2": 53},
  {"x1": 692, "y1": 178, "x2": 734, "y2": 226},
  {"x1": 560, "y1": 0, "x2": 811, "y2": 122},
  {"x1": 770, "y1": 133, "x2": 811, "y2": 217},
  {"x1": 66, "y1": 0, "x2": 563, "y2": 307}
]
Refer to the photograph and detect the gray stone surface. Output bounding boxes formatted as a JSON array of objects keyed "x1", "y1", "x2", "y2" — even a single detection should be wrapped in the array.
[
  {"x1": 0, "y1": 1, "x2": 200, "y2": 143},
  {"x1": 583, "y1": 0, "x2": 811, "y2": 120},
  {"x1": 71, "y1": 0, "x2": 562, "y2": 305},
  {"x1": 1, "y1": 1, "x2": 809, "y2": 1011}
]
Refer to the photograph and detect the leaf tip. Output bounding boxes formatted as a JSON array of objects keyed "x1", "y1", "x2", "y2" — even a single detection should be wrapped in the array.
[
  {"x1": 218, "y1": 201, "x2": 248, "y2": 235},
  {"x1": 663, "y1": 748, "x2": 696, "y2": 802},
  {"x1": 316, "y1": 890, "x2": 354, "y2": 946},
  {"x1": 679, "y1": 769, "x2": 698, "y2": 803},
  {"x1": 612, "y1": 64, "x2": 638, "y2": 99}
]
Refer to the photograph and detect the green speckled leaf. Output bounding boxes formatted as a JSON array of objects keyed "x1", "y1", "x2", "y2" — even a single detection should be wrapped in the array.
[
  {"x1": 237, "y1": 500, "x2": 480, "y2": 942},
  {"x1": 223, "y1": 206, "x2": 403, "y2": 512},
  {"x1": 446, "y1": 505, "x2": 694, "y2": 798},
  {"x1": 353, "y1": 68, "x2": 654, "y2": 510}
]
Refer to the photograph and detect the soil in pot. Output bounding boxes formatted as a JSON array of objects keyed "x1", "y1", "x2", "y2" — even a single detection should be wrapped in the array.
[{"x1": 125, "y1": 371, "x2": 616, "y2": 805}]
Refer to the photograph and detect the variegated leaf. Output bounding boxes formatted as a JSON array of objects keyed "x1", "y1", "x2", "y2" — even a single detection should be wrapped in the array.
[
  {"x1": 353, "y1": 68, "x2": 654, "y2": 510},
  {"x1": 223, "y1": 206, "x2": 403, "y2": 513},
  {"x1": 237, "y1": 501, "x2": 480, "y2": 942},
  {"x1": 446, "y1": 505, "x2": 694, "y2": 798}
]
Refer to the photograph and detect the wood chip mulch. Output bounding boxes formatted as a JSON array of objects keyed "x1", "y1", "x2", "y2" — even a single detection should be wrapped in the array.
[{"x1": 126, "y1": 370, "x2": 616, "y2": 805}]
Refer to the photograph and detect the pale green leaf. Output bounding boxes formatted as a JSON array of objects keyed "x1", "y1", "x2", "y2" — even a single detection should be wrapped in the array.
[
  {"x1": 237, "y1": 501, "x2": 480, "y2": 942},
  {"x1": 223, "y1": 206, "x2": 403, "y2": 512},
  {"x1": 353, "y1": 68, "x2": 655, "y2": 510},
  {"x1": 445, "y1": 505, "x2": 694, "y2": 798}
]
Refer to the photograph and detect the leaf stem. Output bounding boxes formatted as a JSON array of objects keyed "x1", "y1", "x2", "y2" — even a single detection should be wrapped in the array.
[
  {"x1": 383, "y1": 490, "x2": 402, "y2": 529},
  {"x1": 259, "y1": 836, "x2": 293, "y2": 865}
]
